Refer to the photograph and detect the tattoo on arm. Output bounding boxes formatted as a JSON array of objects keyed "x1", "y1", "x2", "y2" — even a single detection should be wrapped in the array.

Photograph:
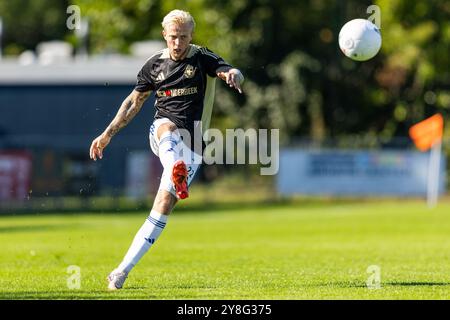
[{"x1": 105, "y1": 91, "x2": 150, "y2": 138}]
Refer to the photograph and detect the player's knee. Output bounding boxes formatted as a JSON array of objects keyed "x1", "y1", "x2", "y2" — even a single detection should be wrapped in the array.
[{"x1": 157, "y1": 122, "x2": 178, "y2": 140}]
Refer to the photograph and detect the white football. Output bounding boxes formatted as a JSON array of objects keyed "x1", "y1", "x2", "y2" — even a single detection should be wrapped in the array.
[{"x1": 338, "y1": 19, "x2": 382, "y2": 61}]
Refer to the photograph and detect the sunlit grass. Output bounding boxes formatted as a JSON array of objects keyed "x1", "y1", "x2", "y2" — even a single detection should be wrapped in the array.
[{"x1": 1, "y1": 200, "x2": 450, "y2": 299}]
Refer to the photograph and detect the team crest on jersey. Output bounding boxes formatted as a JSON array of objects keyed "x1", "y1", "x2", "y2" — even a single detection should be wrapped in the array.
[{"x1": 184, "y1": 65, "x2": 196, "y2": 78}]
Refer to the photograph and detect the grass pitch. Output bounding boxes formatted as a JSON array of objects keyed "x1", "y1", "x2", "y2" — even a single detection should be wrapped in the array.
[{"x1": 1, "y1": 199, "x2": 450, "y2": 299}]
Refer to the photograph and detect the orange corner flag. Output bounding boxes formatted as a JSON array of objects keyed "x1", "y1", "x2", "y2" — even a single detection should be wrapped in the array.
[{"x1": 409, "y1": 114, "x2": 444, "y2": 152}]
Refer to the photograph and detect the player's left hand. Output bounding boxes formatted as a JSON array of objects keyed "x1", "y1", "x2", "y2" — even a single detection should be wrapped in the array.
[{"x1": 218, "y1": 68, "x2": 244, "y2": 94}]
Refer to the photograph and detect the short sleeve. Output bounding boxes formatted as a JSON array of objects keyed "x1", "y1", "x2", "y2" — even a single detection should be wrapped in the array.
[
  {"x1": 134, "y1": 62, "x2": 155, "y2": 92},
  {"x1": 199, "y1": 47, "x2": 233, "y2": 77}
]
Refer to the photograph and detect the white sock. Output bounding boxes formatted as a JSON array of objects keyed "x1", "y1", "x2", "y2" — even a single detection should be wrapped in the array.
[
  {"x1": 158, "y1": 130, "x2": 182, "y2": 171},
  {"x1": 117, "y1": 210, "x2": 168, "y2": 273}
]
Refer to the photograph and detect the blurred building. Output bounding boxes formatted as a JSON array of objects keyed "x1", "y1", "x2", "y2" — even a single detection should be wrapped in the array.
[{"x1": 0, "y1": 41, "x2": 166, "y2": 201}]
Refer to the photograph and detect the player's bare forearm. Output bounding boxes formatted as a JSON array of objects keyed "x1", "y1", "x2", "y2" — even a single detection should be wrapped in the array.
[
  {"x1": 89, "y1": 90, "x2": 150, "y2": 161},
  {"x1": 104, "y1": 90, "x2": 151, "y2": 138}
]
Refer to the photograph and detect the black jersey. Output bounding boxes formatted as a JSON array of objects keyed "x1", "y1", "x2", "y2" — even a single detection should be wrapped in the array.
[{"x1": 134, "y1": 44, "x2": 232, "y2": 148}]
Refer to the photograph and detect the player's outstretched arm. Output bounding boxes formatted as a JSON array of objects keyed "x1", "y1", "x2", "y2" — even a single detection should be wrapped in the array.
[
  {"x1": 89, "y1": 90, "x2": 151, "y2": 161},
  {"x1": 216, "y1": 67, "x2": 244, "y2": 94}
]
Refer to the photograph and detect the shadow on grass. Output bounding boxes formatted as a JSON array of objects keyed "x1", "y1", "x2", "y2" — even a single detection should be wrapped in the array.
[
  {"x1": 0, "y1": 288, "x2": 152, "y2": 300},
  {"x1": 316, "y1": 281, "x2": 367, "y2": 288},
  {"x1": 0, "y1": 196, "x2": 375, "y2": 216},
  {"x1": 316, "y1": 281, "x2": 450, "y2": 289},
  {"x1": 0, "y1": 288, "x2": 219, "y2": 300},
  {"x1": 0, "y1": 290, "x2": 103, "y2": 300},
  {"x1": 384, "y1": 281, "x2": 450, "y2": 287},
  {"x1": 1, "y1": 199, "x2": 286, "y2": 216},
  {"x1": 0, "y1": 224, "x2": 72, "y2": 233}
]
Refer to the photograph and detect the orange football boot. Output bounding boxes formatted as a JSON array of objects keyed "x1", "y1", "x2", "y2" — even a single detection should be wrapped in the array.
[{"x1": 172, "y1": 160, "x2": 189, "y2": 199}]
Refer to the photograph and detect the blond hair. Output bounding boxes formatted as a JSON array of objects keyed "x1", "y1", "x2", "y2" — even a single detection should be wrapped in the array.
[{"x1": 161, "y1": 10, "x2": 196, "y2": 31}]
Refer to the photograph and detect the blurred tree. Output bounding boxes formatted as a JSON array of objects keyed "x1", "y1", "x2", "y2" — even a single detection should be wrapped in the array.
[
  {"x1": 212, "y1": 0, "x2": 450, "y2": 145},
  {"x1": 72, "y1": 0, "x2": 162, "y2": 54},
  {"x1": 1, "y1": 0, "x2": 449, "y2": 146},
  {"x1": 374, "y1": 0, "x2": 450, "y2": 141},
  {"x1": 0, "y1": 0, "x2": 69, "y2": 55}
]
